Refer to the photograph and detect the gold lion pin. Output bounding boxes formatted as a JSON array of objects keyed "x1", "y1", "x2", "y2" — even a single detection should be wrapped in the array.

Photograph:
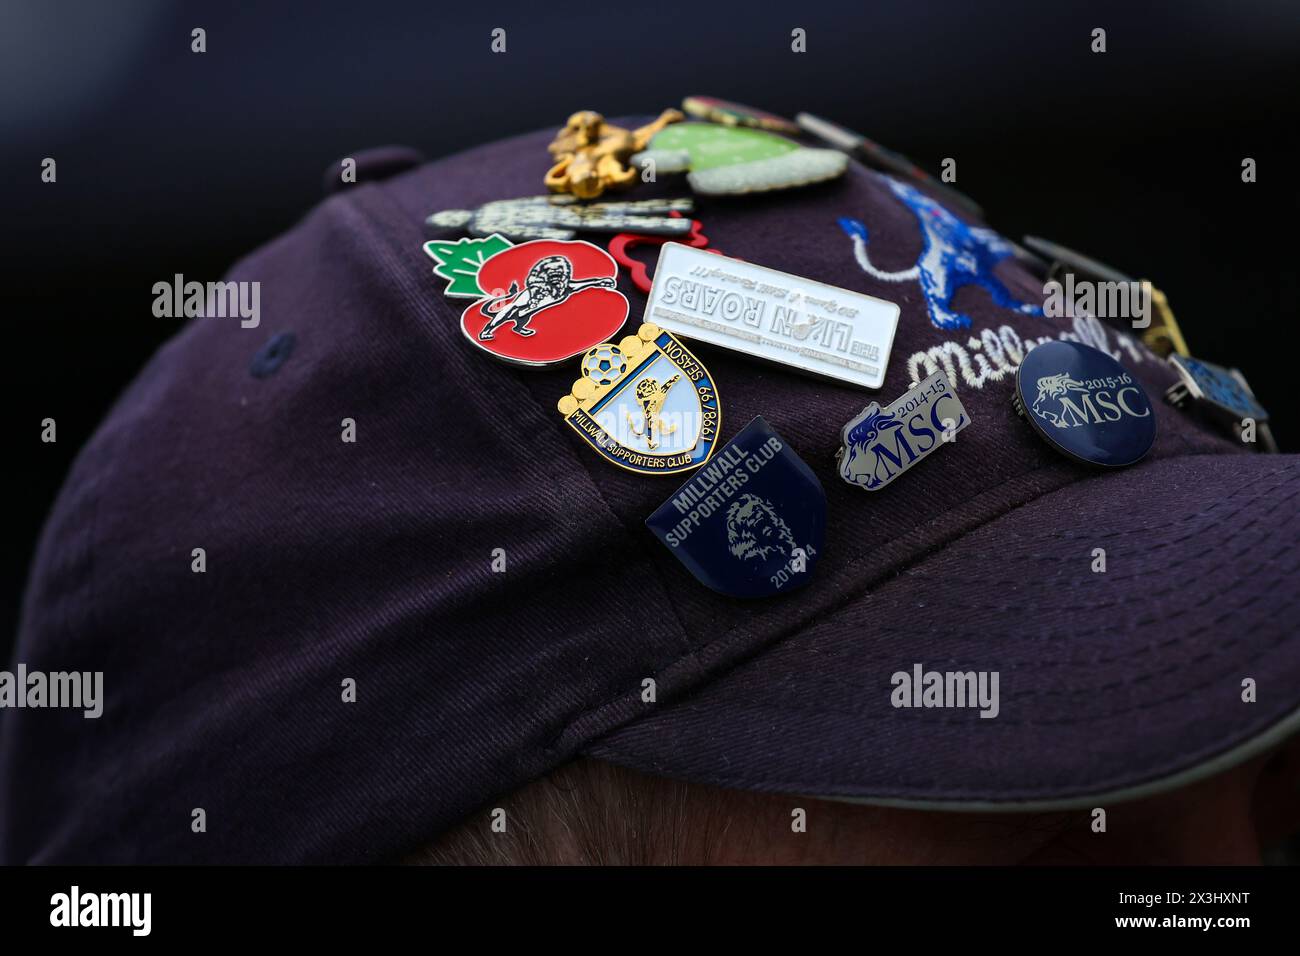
[
  {"x1": 544, "y1": 109, "x2": 683, "y2": 200},
  {"x1": 557, "y1": 323, "x2": 721, "y2": 475}
]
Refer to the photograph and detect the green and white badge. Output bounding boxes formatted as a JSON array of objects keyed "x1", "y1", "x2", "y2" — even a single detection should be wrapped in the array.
[{"x1": 633, "y1": 122, "x2": 847, "y2": 195}]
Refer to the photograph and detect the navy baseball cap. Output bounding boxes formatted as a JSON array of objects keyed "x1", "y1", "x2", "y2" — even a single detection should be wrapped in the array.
[{"x1": 3, "y1": 119, "x2": 1297, "y2": 863}]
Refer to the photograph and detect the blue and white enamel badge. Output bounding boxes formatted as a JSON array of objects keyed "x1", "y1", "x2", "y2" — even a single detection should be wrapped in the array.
[
  {"x1": 1013, "y1": 340, "x2": 1155, "y2": 467},
  {"x1": 646, "y1": 417, "x2": 825, "y2": 597},
  {"x1": 1165, "y1": 354, "x2": 1276, "y2": 452},
  {"x1": 837, "y1": 371, "x2": 970, "y2": 491},
  {"x1": 557, "y1": 323, "x2": 721, "y2": 475},
  {"x1": 1165, "y1": 354, "x2": 1268, "y2": 424}
]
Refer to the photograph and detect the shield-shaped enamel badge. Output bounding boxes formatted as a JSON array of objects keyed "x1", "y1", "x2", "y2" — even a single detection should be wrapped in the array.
[
  {"x1": 646, "y1": 416, "x2": 826, "y2": 598},
  {"x1": 556, "y1": 323, "x2": 721, "y2": 475}
]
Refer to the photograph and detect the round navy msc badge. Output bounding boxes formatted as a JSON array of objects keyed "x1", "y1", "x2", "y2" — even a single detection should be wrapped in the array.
[
  {"x1": 557, "y1": 323, "x2": 721, "y2": 475},
  {"x1": 645, "y1": 417, "x2": 825, "y2": 598},
  {"x1": 1014, "y1": 340, "x2": 1156, "y2": 467}
]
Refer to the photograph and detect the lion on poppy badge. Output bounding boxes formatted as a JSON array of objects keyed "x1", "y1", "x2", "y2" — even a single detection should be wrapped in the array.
[{"x1": 460, "y1": 239, "x2": 629, "y2": 366}]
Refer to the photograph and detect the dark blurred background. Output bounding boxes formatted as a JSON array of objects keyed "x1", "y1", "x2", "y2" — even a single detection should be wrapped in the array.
[{"x1": 2, "y1": 0, "x2": 1297, "y2": 639}]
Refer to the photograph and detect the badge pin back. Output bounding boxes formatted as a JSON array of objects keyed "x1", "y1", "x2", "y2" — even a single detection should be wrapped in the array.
[
  {"x1": 681, "y1": 95, "x2": 802, "y2": 135},
  {"x1": 645, "y1": 242, "x2": 900, "y2": 390},
  {"x1": 646, "y1": 416, "x2": 825, "y2": 598},
  {"x1": 1165, "y1": 354, "x2": 1276, "y2": 452},
  {"x1": 837, "y1": 371, "x2": 971, "y2": 491},
  {"x1": 459, "y1": 239, "x2": 628, "y2": 367},
  {"x1": 1012, "y1": 340, "x2": 1157, "y2": 467},
  {"x1": 556, "y1": 323, "x2": 721, "y2": 475}
]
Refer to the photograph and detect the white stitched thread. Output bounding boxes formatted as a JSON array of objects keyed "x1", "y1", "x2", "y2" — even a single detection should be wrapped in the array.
[
  {"x1": 847, "y1": 231, "x2": 921, "y2": 282},
  {"x1": 907, "y1": 318, "x2": 1152, "y2": 392}
]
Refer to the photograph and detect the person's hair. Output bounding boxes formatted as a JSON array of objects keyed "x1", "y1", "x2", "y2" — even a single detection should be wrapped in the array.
[
  {"x1": 408, "y1": 758, "x2": 757, "y2": 866},
  {"x1": 410, "y1": 757, "x2": 1090, "y2": 866}
]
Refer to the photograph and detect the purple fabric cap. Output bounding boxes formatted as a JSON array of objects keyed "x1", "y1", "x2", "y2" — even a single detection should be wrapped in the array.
[{"x1": 3, "y1": 121, "x2": 1298, "y2": 863}]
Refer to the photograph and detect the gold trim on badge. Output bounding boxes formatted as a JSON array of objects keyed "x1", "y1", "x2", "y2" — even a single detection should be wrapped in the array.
[
  {"x1": 558, "y1": 323, "x2": 661, "y2": 416},
  {"x1": 557, "y1": 323, "x2": 722, "y2": 476}
]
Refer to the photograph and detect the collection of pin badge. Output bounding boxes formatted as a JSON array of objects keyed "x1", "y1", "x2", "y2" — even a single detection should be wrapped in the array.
[{"x1": 421, "y1": 96, "x2": 1277, "y2": 597}]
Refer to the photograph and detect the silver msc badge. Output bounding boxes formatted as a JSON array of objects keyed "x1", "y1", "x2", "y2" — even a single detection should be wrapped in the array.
[
  {"x1": 836, "y1": 371, "x2": 971, "y2": 491},
  {"x1": 645, "y1": 243, "x2": 901, "y2": 390}
]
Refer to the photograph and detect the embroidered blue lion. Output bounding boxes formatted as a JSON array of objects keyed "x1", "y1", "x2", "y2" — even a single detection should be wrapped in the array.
[
  {"x1": 837, "y1": 405, "x2": 902, "y2": 490},
  {"x1": 838, "y1": 177, "x2": 1042, "y2": 331}
]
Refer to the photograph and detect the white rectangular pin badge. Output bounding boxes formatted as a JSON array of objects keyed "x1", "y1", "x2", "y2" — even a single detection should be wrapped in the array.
[{"x1": 644, "y1": 243, "x2": 900, "y2": 390}]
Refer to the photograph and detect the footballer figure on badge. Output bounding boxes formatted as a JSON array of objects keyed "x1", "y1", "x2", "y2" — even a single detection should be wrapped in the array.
[
  {"x1": 627, "y1": 375, "x2": 681, "y2": 450},
  {"x1": 478, "y1": 254, "x2": 616, "y2": 340}
]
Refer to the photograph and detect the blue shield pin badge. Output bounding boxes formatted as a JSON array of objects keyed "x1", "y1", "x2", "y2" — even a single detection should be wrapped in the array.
[
  {"x1": 837, "y1": 371, "x2": 971, "y2": 491},
  {"x1": 646, "y1": 417, "x2": 825, "y2": 598},
  {"x1": 557, "y1": 323, "x2": 721, "y2": 475}
]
